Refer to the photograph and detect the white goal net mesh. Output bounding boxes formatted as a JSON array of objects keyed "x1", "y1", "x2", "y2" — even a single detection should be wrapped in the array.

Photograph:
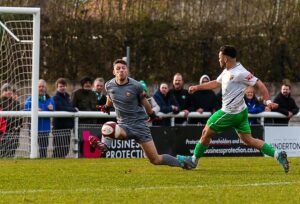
[{"x1": 0, "y1": 11, "x2": 76, "y2": 158}]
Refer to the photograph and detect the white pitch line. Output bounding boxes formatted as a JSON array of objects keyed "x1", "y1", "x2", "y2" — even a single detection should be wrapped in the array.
[{"x1": 1, "y1": 181, "x2": 299, "y2": 195}]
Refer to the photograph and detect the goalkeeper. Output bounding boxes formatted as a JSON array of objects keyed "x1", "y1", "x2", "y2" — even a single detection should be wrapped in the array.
[{"x1": 90, "y1": 59, "x2": 186, "y2": 169}]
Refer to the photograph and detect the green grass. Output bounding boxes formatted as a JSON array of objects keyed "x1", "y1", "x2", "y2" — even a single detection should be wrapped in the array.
[{"x1": 0, "y1": 157, "x2": 299, "y2": 204}]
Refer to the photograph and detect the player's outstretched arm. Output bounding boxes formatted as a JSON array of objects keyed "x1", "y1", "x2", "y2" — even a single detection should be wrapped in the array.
[
  {"x1": 255, "y1": 79, "x2": 278, "y2": 110},
  {"x1": 188, "y1": 80, "x2": 221, "y2": 94}
]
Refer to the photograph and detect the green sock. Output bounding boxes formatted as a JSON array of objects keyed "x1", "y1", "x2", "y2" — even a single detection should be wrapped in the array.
[
  {"x1": 194, "y1": 143, "x2": 208, "y2": 158},
  {"x1": 261, "y1": 143, "x2": 275, "y2": 157}
]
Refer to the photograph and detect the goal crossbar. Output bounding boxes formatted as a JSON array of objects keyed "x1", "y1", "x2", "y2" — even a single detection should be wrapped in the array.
[{"x1": 0, "y1": 7, "x2": 40, "y2": 14}]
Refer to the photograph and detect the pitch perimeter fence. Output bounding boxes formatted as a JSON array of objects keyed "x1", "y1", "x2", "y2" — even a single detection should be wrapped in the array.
[{"x1": 0, "y1": 111, "x2": 300, "y2": 158}]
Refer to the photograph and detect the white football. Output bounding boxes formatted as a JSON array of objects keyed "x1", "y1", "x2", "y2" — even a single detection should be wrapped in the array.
[{"x1": 101, "y1": 121, "x2": 121, "y2": 139}]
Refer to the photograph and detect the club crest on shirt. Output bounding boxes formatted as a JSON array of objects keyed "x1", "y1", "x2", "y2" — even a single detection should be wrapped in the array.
[
  {"x1": 245, "y1": 74, "x2": 253, "y2": 81},
  {"x1": 229, "y1": 75, "x2": 234, "y2": 80},
  {"x1": 125, "y1": 92, "x2": 131, "y2": 97}
]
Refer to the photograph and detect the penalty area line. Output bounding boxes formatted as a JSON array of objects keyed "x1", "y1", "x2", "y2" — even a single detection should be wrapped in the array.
[{"x1": 1, "y1": 181, "x2": 299, "y2": 195}]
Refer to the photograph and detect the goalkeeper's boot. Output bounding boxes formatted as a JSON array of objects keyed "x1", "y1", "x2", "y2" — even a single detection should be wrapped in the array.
[
  {"x1": 89, "y1": 136, "x2": 108, "y2": 153},
  {"x1": 277, "y1": 151, "x2": 289, "y2": 173},
  {"x1": 177, "y1": 155, "x2": 197, "y2": 170}
]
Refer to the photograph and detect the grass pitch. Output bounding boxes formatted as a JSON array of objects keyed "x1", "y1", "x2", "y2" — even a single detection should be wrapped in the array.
[{"x1": 0, "y1": 157, "x2": 299, "y2": 204}]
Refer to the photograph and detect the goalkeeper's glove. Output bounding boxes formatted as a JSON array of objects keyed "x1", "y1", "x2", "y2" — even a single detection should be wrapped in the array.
[
  {"x1": 148, "y1": 112, "x2": 161, "y2": 122},
  {"x1": 96, "y1": 105, "x2": 111, "y2": 115}
]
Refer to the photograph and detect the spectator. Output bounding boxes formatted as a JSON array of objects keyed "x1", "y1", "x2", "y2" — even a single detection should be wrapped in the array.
[
  {"x1": 52, "y1": 78, "x2": 78, "y2": 158},
  {"x1": 140, "y1": 80, "x2": 160, "y2": 114},
  {"x1": 189, "y1": 75, "x2": 218, "y2": 125},
  {"x1": 93, "y1": 77, "x2": 110, "y2": 124},
  {"x1": 244, "y1": 86, "x2": 265, "y2": 125},
  {"x1": 12, "y1": 87, "x2": 18, "y2": 100},
  {"x1": 72, "y1": 76, "x2": 98, "y2": 156},
  {"x1": 24, "y1": 79, "x2": 55, "y2": 158},
  {"x1": 153, "y1": 82, "x2": 180, "y2": 126},
  {"x1": 71, "y1": 76, "x2": 98, "y2": 124},
  {"x1": 0, "y1": 83, "x2": 22, "y2": 157},
  {"x1": 272, "y1": 83, "x2": 299, "y2": 126},
  {"x1": 169, "y1": 73, "x2": 192, "y2": 125},
  {"x1": 93, "y1": 77, "x2": 107, "y2": 106}
]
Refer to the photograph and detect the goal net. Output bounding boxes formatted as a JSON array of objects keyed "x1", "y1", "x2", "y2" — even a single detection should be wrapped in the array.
[{"x1": 0, "y1": 7, "x2": 76, "y2": 158}]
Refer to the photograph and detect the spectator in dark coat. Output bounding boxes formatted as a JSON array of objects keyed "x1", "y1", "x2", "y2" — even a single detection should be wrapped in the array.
[
  {"x1": 169, "y1": 73, "x2": 192, "y2": 125},
  {"x1": 72, "y1": 76, "x2": 98, "y2": 156},
  {"x1": 52, "y1": 78, "x2": 78, "y2": 158},
  {"x1": 189, "y1": 75, "x2": 219, "y2": 125},
  {"x1": 153, "y1": 82, "x2": 180, "y2": 126},
  {"x1": 272, "y1": 83, "x2": 299, "y2": 126},
  {"x1": 71, "y1": 76, "x2": 98, "y2": 124}
]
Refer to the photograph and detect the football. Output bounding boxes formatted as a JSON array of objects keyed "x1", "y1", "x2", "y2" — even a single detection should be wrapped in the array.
[{"x1": 101, "y1": 121, "x2": 121, "y2": 139}]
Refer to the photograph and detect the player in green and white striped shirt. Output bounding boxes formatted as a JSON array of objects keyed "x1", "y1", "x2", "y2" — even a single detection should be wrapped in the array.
[{"x1": 177, "y1": 45, "x2": 289, "y2": 173}]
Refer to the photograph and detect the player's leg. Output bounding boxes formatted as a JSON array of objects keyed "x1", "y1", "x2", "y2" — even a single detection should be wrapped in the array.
[
  {"x1": 177, "y1": 110, "x2": 231, "y2": 169},
  {"x1": 236, "y1": 110, "x2": 289, "y2": 173},
  {"x1": 238, "y1": 132, "x2": 289, "y2": 173},
  {"x1": 177, "y1": 125, "x2": 215, "y2": 169},
  {"x1": 139, "y1": 140, "x2": 182, "y2": 167}
]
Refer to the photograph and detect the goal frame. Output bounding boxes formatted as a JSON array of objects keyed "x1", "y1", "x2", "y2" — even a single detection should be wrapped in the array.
[{"x1": 0, "y1": 7, "x2": 40, "y2": 158}]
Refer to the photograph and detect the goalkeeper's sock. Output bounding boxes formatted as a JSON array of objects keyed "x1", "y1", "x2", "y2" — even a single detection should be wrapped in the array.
[
  {"x1": 193, "y1": 142, "x2": 208, "y2": 159},
  {"x1": 101, "y1": 136, "x2": 112, "y2": 148},
  {"x1": 261, "y1": 143, "x2": 275, "y2": 158},
  {"x1": 161, "y1": 154, "x2": 182, "y2": 167}
]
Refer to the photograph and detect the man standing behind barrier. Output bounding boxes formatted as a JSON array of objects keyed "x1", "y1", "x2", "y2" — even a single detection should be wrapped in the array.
[
  {"x1": 89, "y1": 59, "x2": 186, "y2": 169},
  {"x1": 177, "y1": 45, "x2": 290, "y2": 173},
  {"x1": 169, "y1": 73, "x2": 192, "y2": 125},
  {"x1": 189, "y1": 74, "x2": 219, "y2": 125},
  {"x1": 272, "y1": 83, "x2": 299, "y2": 126},
  {"x1": 52, "y1": 78, "x2": 78, "y2": 158},
  {"x1": 153, "y1": 82, "x2": 180, "y2": 126},
  {"x1": 93, "y1": 77, "x2": 109, "y2": 124},
  {"x1": 24, "y1": 79, "x2": 55, "y2": 158}
]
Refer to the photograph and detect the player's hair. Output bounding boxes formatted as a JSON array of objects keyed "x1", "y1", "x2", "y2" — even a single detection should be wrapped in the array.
[
  {"x1": 55, "y1": 78, "x2": 68, "y2": 87},
  {"x1": 113, "y1": 59, "x2": 127, "y2": 67},
  {"x1": 220, "y1": 45, "x2": 237, "y2": 58}
]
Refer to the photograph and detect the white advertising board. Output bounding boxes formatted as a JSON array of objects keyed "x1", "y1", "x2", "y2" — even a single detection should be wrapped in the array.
[{"x1": 265, "y1": 127, "x2": 300, "y2": 157}]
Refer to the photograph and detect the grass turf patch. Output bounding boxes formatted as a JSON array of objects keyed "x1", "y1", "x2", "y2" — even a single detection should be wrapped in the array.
[{"x1": 0, "y1": 157, "x2": 299, "y2": 203}]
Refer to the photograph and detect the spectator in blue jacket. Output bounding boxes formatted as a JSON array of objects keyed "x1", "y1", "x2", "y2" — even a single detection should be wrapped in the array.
[
  {"x1": 52, "y1": 78, "x2": 78, "y2": 158},
  {"x1": 153, "y1": 82, "x2": 180, "y2": 126},
  {"x1": 24, "y1": 79, "x2": 55, "y2": 158},
  {"x1": 244, "y1": 86, "x2": 265, "y2": 125}
]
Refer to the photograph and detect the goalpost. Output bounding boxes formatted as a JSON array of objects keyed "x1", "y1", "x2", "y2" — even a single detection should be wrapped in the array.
[{"x1": 0, "y1": 7, "x2": 40, "y2": 158}]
